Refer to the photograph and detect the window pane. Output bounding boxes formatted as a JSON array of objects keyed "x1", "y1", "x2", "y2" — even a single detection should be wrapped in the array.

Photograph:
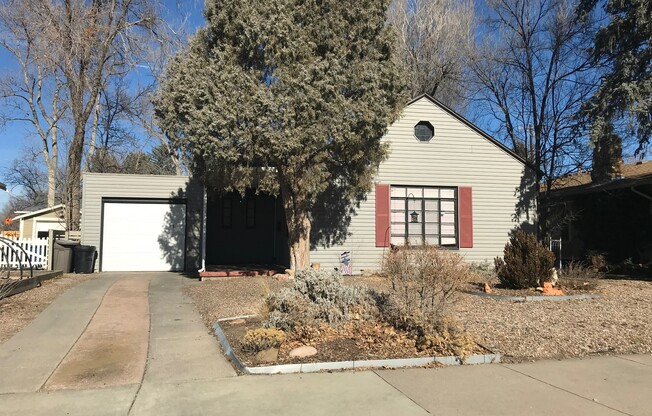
[
  {"x1": 441, "y1": 224, "x2": 455, "y2": 235},
  {"x1": 425, "y1": 200, "x2": 439, "y2": 210},
  {"x1": 408, "y1": 236, "x2": 423, "y2": 245},
  {"x1": 441, "y1": 200, "x2": 455, "y2": 211},
  {"x1": 391, "y1": 199, "x2": 404, "y2": 210},
  {"x1": 408, "y1": 223, "x2": 421, "y2": 235},
  {"x1": 441, "y1": 189, "x2": 455, "y2": 198},
  {"x1": 425, "y1": 235, "x2": 439, "y2": 245},
  {"x1": 390, "y1": 187, "x2": 406, "y2": 197},
  {"x1": 407, "y1": 199, "x2": 421, "y2": 211},
  {"x1": 441, "y1": 237, "x2": 457, "y2": 245},
  {"x1": 391, "y1": 212, "x2": 406, "y2": 222},
  {"x1": 424, "y1": 188, "x2": 439, "y2": 198},
  {"x1": 441, "y1": 213, "x2": 455, "y2": 223},
  {"x1": 425, "y1": 223, "x2": 440, "y2": 234},
  {"x1": 423, "y1": 211, "x2": 440, "y2": 223},
  {"x1": 407, "y1": 188, "x2": 423, "y2": 198},
  {"x1": 391, "y1": 236, "x2": 406, "y2": 245}
]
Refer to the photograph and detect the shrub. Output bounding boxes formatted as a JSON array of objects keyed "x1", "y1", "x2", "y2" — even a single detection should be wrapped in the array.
[
  {"x1": 382, "y1": 244, "x2": 473, "y2": 326},
  {"x1": 472, "y1": 261, "x2": 497, "y2": 283},
  {"x1": 587, "y1": 251, "x2": 609, "y2": 272},
  {"x1": 416, "y1": 317, "x2": 476, "y2": 357},
  {"x1": 241, "y1": 328, "x2": 286, "y2": 354},
  {"x1": 263, "y1": 269, "x2": 368, "y2": 331},
  {"x1": 494, "y1": 230, "x2": 554, "y2": 289},
  {"x1": 562, "y1": 261, "x2": 602, "y2": 280}
]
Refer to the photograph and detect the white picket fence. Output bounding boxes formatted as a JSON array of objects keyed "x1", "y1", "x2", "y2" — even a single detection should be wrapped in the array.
[{"x1": 0, "y1": 238, "x2": 49, "y2": 269}]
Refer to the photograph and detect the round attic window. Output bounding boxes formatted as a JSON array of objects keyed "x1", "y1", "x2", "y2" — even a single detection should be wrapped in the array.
[{"x1": 415, "y1": 121, "x2": 434, "y2": 142}]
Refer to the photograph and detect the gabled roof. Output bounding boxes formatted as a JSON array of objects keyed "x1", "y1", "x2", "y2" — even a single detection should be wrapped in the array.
[
  {"x1": 408, "y1": 94, "x2": 532, "y2": 168},
  {"x1": 12, "y1": 204, "x2": 65, "y2": 221}
]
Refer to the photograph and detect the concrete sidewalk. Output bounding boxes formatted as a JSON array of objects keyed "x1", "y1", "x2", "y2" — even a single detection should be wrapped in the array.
[{"x1": 0, "y1": 272, "x2": 650, "y2": 415}]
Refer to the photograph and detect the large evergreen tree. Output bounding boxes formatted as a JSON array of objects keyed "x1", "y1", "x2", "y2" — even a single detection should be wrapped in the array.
[
  {"x1": 155, "y1": 0, "x2": 406, "y2": 270},
  {"x1": 581, "y1": 0, "x2": 652, "y2": 180}
]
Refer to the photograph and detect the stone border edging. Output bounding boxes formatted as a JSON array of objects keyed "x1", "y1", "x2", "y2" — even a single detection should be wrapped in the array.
[
  {"x1": 462, "y1": 290, "x2": 600, "y2": 302},
  {"x1": 1, "y1": 271, "x2": 63, "y2": 298},
  {"x1": 212, "y1": 319, "x2": 501, "y2": 375}
]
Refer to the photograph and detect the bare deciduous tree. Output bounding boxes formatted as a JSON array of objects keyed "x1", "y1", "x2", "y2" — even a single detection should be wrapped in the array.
[
  {"x1": 470, "y1": 0, "x2": 600, "y2": 236},
  {"x1": 1, "y1": 0, "x2": 168, "y2": 231},
  {"x1": 0, "y1": 2, "x2": 67, "y2": 208},
  {"x1": 388, "y1": 0, "x2": 475, "y2": 108}
]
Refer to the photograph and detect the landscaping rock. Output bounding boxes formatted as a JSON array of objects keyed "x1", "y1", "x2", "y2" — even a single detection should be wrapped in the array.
[
  {"x1": 284, "y1": 269, "x2": 295, "y2": 278},
  {"x1": 542, "y1": 281, "x2": 564, "y2": 296},
  {"x1": 289, "y1": 345, "x2": 317, "y2": 358},
  {"x1": 255, "y1": 348, "x2": 279, "y2": 363},
  {"x1": 483, "y1": 283, "x2": 493, "y2": 294}
]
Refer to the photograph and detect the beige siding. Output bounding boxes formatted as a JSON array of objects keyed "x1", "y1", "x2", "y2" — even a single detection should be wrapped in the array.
[
  {"x1": 310, "y1": 97, "x2": 536, "y2": 273},
  {"x1": 21, "y1": 219, "x2": 34, "y2": 240},
  {"x1": 81, "y1": 173, "x2": 204, "y2": 272}
]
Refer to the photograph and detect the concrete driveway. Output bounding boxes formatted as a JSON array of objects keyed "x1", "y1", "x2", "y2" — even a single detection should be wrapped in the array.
[{"x1": 0, "y1": 272, "x2": 650, "y2": 415}]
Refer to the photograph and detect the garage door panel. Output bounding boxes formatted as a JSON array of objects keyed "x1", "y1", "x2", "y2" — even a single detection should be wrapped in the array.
[{"x1": 102, "y1": 202, "x2": 186, "y2": 272}]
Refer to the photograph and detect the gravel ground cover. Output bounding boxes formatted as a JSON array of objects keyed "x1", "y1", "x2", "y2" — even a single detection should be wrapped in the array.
[
  {"x1": 186, "y1": 276, "x2": 652, "y2": 363},
  {"x1": 0, "y1": 273, "x2": 98, "y2": 343}
]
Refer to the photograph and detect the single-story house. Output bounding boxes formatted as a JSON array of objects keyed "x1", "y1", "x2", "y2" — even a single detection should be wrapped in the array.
[
  {"x1": 80, "y1": 94, "x2": 536, "y2": 274},
  {"x1": 13, "y1": 204, "x2": 66, "y2": 240},
  {"x1": 545, "y1": 160, "x2": 652, "y2": 264}
]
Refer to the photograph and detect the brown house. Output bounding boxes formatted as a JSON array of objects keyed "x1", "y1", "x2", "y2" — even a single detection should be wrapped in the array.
[{"x1": 545, "y1": 161, "x2": 652, "y2": 264}]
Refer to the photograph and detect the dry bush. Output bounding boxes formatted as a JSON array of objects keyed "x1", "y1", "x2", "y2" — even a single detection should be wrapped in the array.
[
  {"x1": 562, "y1": 261, "x2": 602, "y2": 280},
  {"x1": 382, "y1": 244, "x2": 474, "y2": 323},
  {"x1": 416, "y1": 317, "x2": 476, "y2": 357},
  {"x1": 494, "y1": 230, "x2": 555, "y2": 289},
  {"x1": 587, "y1": 251, "x2": 609, "y2": 272},
  {"x1": 0, "y1": 278, "x2": 21, "y2": 302},
  {"x1": 241, "y1": 328, "x2": 286, "y2": 354}
]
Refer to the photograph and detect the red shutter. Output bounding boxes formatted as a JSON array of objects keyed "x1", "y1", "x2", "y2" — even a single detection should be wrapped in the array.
[
  {"x1": 375, "y1": 184, "x2": 390, "y2": 247},
  {"x1": 459, "y1": 187, "x2": 473, "y2": 248}
]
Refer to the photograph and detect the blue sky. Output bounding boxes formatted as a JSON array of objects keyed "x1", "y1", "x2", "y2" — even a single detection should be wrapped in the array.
[{"x1": 0, "y1": 0, "x2": 205, "y2": 210}]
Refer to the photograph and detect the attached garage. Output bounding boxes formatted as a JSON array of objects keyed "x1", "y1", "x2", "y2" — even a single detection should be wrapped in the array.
[
  {"x1": 81, "y1": 173, "x2": 204, "y2": 273},
  {"x1": 101, "y1": 199, "x2": 186, "y2": 272}
]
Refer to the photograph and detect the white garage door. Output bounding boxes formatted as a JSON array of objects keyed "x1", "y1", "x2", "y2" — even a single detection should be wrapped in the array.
[{"x1": 102, "y1": 201, "x2": 186, "y2": 272}]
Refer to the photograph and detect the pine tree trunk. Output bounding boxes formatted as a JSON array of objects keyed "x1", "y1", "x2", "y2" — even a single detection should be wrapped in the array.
[
  {"x1": 289, "y1": 214, "x2": 311, "y2": 271},
  {"x1": 279, "y1": 173, "x2": 311, "y2": 271}
]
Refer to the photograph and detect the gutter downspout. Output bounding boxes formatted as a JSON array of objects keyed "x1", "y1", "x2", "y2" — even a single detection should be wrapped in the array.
[{"x1": 199, "y1": 187, "x2": 207, "y2": 274}]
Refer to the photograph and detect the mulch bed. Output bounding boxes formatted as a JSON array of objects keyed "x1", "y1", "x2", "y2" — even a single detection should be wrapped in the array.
[
  {"x1": 219, "y1": 316, "x2": 486, "y2": 367},
  {"x1": 463, "y1": 278, "x2": 602, "y2": 297},
  {"x1": 186, "y1": 275, "x2": 652, "y2": 364}
]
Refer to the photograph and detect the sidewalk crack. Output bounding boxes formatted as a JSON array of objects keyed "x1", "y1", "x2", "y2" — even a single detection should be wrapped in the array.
[
  {"x1": 500, "y1": 364, "x2": 633, "y2": 416},
  {"x1": 372, "y1": 370, "x2": 432, "y2": 415},
  {"x1": 128, "y1": 278, "x2": 153, "y2": 415},
  {"x1": 614, "y1": 355, "x2": 652, "y2": 368}
]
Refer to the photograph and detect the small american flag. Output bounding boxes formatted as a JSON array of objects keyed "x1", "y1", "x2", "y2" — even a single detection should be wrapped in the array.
[{"x1": 340, "y1": 251, "x2": 352, "y2": 275}]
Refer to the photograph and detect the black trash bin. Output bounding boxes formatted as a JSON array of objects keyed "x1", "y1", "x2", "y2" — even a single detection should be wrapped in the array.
[
  {"x1": 73, "y1": 245, "x2": 97, "y2": 274},
  {"x1": 52, "y1": 240, "x2": 80, "y2": 273}
]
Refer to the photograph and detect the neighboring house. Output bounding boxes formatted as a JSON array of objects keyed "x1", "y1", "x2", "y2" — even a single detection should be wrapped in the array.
[
  {"x1": 12, "y1": 204, "x2": 66, "y2": 240},
  {"x1": 80, "y1": 95, "x2": 536, "y2": 273},
  {"x1": 545, "y1": 161, "x2": 652, "y2": 264}
]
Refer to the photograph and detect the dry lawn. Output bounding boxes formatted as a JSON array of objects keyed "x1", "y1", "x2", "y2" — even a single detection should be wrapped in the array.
[
  {"x1": 0, "y1": 273, "x2": 98, "y2": 343},
  {"x1": 186, "y1": 275, "x2": 652, "y2": 363}
]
